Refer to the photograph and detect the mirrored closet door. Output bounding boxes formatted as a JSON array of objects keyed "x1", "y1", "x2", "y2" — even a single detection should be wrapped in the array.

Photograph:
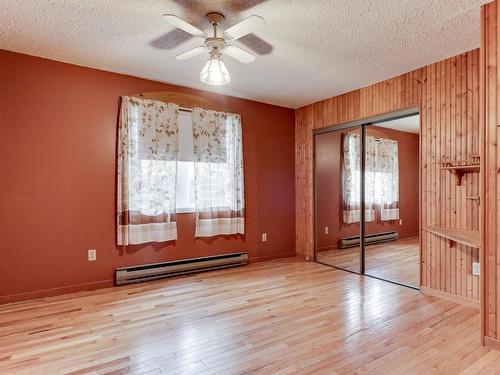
[{"x1": 314, "y1": 109, "x2": 420, "y2": 289}]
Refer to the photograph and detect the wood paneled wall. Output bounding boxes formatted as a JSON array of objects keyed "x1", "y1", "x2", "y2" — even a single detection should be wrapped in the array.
[
  {"x1": 481, "y1": 0, "x2": 500, "y2": 346},
  {"x1": 295, "y1": 50, "x2": 481, "y2": 301}
]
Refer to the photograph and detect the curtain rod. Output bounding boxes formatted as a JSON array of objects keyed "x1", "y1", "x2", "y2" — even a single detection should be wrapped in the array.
[{"x1": 130, "y1": 95, "x2": 232, "y2": 114}]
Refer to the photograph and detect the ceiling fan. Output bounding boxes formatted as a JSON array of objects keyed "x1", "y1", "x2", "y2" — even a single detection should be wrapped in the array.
[{"x1": 163, "y1": 12, "x2": 265, "y2": 86}]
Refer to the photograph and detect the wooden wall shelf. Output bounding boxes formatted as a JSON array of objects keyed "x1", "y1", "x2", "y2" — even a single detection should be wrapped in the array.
[
  {"x1": 441, "y1": 158, "x2": 480, "y2": 186},
  {"x1": 441, "y1": 165, "x2": 480, "y2": 186},
  {"x1": 423, "y1": 227, "x2": 480, "y2": 248}
]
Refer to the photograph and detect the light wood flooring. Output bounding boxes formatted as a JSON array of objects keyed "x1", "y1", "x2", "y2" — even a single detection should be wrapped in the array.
[
  {"x1": 0, "y1": 258, "x2": 498, "y2": 374},
  {"x1": 317, "y1": 236, "x2": 420, "y2": 287}
]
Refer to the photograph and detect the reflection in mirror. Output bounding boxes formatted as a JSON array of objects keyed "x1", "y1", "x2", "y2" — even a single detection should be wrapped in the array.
[
  {"x1": 315, "y1": 127, "x2": 361, "y2": 273},
  {"x1": 363, "y1": 117, "x2": 420, "y2": 287}
]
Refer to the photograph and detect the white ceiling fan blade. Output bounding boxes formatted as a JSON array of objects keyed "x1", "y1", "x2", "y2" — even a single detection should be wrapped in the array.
[
  {"x1": 224, "y1": 45, "x2": 256, "y2": 64},
  {"x1": 223, "y1": 15, "x2": 265, "y2": 40},
  {"x1": 163, "y1": 14, "x2": 206, "y2": 37},
  {"x1": 176, "y1": 46, "x2": 207, "y2": 60}
]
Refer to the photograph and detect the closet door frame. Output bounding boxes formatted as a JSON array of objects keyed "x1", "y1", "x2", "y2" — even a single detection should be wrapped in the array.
[{"x1": 313, "y1": 106, "x2": 420, "y2": 287}]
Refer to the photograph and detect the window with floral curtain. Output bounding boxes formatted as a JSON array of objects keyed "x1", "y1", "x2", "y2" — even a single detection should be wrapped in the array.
[
  {"x1": 342, "y1": 132, "x2": 399, "y2": 224},
  {"x1": 191, "y1": 108, "x2": 245, "y2": 237},
  {"x1": 117, "y1": 96, "x2": 179, "y2": 245}
]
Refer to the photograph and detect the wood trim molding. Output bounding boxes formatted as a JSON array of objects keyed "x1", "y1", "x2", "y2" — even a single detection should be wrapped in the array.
[
  {"x1": 248, "y1": 252, "x2": 297, "y2": 263},
  {"x1": 480, "y1": 0, "x2": 499, "y2": 344},
  {"x1": 479, "y1": 2, "x2": 487, "y2": 347},
  {"x1": 313, "y1": 105, "x2": 420, "y2": 135},
  {"x1": 420, "y1": 286, "x2": 479, "y2": 309},
  {"x1": 0, "y1": 279, "x2": 114, "y2": 305},
  {"x1": 484, "y1": 336, "x2": 500, "y2": 351}
]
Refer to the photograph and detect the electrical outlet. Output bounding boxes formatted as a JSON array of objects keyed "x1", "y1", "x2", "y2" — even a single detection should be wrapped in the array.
[
  {"x1": 399, "y1": 219, "x2": 403, "y2": 225},
  {"x1": 261, "y1": 233, "x2": 267, "y2": 242},
  {"x1": 88, "y1": 249, "x2": 96, "y2": 262},
  {"x1": 325, "y1": 226, "x2": 329, "y2": 234},
  {"x1": 472, "y1": 262, "x2": 480, "y2": 276}
]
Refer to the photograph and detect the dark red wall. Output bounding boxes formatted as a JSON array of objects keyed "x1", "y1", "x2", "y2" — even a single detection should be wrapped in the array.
[
  {"x1": 316, "y1": 125, "x2": 419, "y2": 250},
  {"x1": 0, "y1": 50, "x2": 296, "y2": 303}
]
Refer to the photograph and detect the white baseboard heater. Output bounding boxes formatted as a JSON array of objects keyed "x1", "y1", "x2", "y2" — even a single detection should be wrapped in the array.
[
  {"x1": 338, "y1": 231, "x2": 398, "y2": 249},
  {"x1": 115, "y1": 252, "x2": 248, "y2": 286}
]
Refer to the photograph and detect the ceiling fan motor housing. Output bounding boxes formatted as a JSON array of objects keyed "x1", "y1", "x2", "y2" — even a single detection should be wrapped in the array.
[{"x1": 205, "y1": 37, "x2": 226, "y2": 51}]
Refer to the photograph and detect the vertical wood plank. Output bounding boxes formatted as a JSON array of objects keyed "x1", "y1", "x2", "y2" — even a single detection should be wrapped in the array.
[{"x1": 481, "y1": 1, "x2": 498, "y2": 342}]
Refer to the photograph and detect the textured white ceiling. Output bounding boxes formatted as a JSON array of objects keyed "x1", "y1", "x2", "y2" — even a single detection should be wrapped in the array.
[
  {"x1": 0, "y1": 0, "x2": 490, "y2": 108},
  {"x1": 376, "y1": 115, "x2": 420, "y2": 134}
]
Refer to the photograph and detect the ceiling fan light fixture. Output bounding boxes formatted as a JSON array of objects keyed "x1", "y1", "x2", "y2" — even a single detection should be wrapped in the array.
[
  {"x1": 166, "y1": 12, "x2": 264, "y2": 85},
  {"x1": 200, "y1": 52, "x2": 230, "y2": 86}
]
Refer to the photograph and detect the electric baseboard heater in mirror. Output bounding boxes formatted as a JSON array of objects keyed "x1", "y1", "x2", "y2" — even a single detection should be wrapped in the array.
[
  {"x1": 116, "y1": 252, "x2": 248, "y2": 285},
  {"x1": 338, "y1": 231, "x2": 398, "y2": 249}
]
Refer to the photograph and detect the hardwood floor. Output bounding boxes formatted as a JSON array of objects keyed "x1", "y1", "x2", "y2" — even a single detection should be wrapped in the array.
[
  {"x1": 317, "y1": 236, "x2": 420, "y2": 287},
  {"x1": 0, "y1": 258, "x2": 498, "y2": 374}
]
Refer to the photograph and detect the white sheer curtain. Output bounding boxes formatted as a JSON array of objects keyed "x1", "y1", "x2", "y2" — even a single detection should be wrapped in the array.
[
  {"x1": 191, "y1": 108, "x2": 245, "y2": 237},
  {"x1": 343, "y1": 133, "x2": 399, "y2": 224},
  {"x1": 117, "y1": 96, "x2": 179, "y2": 245},
  {"x1": 342, "y1": 133, "x2": 374, "y2": 223}
]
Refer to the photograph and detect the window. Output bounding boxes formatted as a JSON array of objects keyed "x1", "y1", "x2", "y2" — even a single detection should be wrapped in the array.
[
  {"x1": 136, "y1": 110, "x2": 241, "y2": 214},
  {"x1": 118, "y1": 97, "x2": 245, "y2": 244}
]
